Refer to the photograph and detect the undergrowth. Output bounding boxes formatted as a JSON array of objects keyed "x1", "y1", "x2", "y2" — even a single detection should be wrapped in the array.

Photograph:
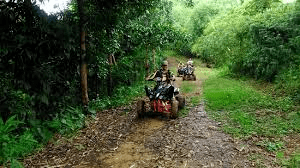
[
  {"x1": 0, "y1": 81, "x2": 151, "y2": 167},
  {"x1": 89, "y1": 81, "x2": 147, "y2": 111},
  {"x1": 0, "y1": 105, "x2": 87, "y2": 167}
]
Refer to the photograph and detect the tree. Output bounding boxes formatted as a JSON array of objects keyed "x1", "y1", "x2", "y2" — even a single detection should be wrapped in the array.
[{"x1": 77, "y1": 0, "x2": 89, "y2": 106}]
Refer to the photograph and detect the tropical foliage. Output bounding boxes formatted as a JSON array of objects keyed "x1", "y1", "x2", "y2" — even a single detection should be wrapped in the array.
[
  {"x1": 190, "y1": 0, "x2": 300, "y2": 101},
  {"x1": 0, "y1": 0, "x2": 182, "y2": 166}
]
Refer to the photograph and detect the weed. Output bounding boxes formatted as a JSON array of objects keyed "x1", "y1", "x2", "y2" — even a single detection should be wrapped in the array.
[
  {"x1": 257, "y1": 140, "x2": 285, "y2": 152},
  {"x1": 74, "y1": 144, "x2": 85, "y2": 151},
  {"x1": 276, "y1": 151, "x2": 284, "y2": 159},
  {"x1": 190, "y1": 96, "x2": 202, "y2": 106},
  {"x1": 248, "y1": 153, "x2": 266, "y2": 168},
  {"x1": 178, "y1": 107, "x2": 190, "y2": 118},
  {"x1": 181, "y1": 81, "x2": 197, "y2": 94}
]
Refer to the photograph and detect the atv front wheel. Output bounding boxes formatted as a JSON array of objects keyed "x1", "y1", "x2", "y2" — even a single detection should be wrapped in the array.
[
  {"x1": 176, "y1": 95, "x2": 185, "y2": 109},
  {"x1": 137, "y1": 100, "x2": 145, "y2": 118}
]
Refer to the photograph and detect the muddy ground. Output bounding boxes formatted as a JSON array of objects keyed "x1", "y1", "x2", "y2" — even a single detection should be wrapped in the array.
[{"x1": 22, "y1": 58, "x2": 287, "y2": 168}]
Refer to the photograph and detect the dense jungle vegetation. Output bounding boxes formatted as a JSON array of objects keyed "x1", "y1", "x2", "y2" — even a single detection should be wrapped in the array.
[{"x1": 0, "y1": 0, "x2": 299, "y2": 167}]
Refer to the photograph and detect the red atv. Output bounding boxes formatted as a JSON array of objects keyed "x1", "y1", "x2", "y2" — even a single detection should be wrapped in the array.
[{"x1": 137, "y1": 77, "x2": 185, "y2": 119}]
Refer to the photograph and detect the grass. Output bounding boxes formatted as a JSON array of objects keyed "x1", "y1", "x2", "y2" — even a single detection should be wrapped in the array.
[
  {"x1": 178, "y1": 107, "x2": 190, "y2": 118},
  {"x1": 276, "y1": 150, "x2": 300, "y2": 167},
  {"x1": 190, "y1": 95, "x2": 202, "y2": 106},
  {"x1": 181, "y1": 81, "x2": 197, "y2": 94},
  {"x1": 202, "y1": 68, "x2": 300, "y2": 167},
  {"x1": 169, "y1": 66, "x2": 177, "y2": 75},
  {"x1": 248, "y1": 153, "x2": 266, "y2": 167},
  {"x1": 203, "y1": 75, "x2": 299, "y2": 138}
]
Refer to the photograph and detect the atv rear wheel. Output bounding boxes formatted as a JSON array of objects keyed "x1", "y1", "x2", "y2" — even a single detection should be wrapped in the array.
[
  {"x1": 137, "y1": 100, "x2": 145, "y2": 118},
  {"x1": 171, "y1": 99, "x2": 179, "y2": 118}
]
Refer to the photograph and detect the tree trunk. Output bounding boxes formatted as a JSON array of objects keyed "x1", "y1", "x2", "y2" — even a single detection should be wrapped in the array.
[
  {"x1": 96, "y1": 65, "x2": 99, "y2": 97},
  {"x1": 112, "y1": 54, "x2": 117, "y2": 65},
  {"x1": 152, "y1": 48, "x2": 156, "y2": 69},
  {"x1": 77, "y1": 0, "x2": 89, "y2": 106},
  {"x1": 107, "y1": 54, "x2": 114, "y2": 96},
  {"x1": 145, "y1": 44, "x2": 149, "y2": 77}
]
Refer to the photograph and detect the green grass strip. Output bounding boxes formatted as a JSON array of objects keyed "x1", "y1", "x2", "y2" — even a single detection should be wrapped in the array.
[{"x1": 203, "y1": 76, "x2": 299, "y2": 139}]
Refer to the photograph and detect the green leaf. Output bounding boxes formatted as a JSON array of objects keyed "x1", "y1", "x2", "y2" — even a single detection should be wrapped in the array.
[
  {"x1": 61, "y1": 119, "x2": 67, "y2": 124},
  {"x1": 3, "y1": 116, "x2": 23, "y2": 134}
]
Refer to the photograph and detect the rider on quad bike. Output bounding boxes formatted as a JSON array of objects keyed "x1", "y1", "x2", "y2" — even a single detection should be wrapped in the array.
[
  {"x1": 155, "y1": 61, "x2": 175, "y2": 84},
  {"x1": 183, "y1": 58, "x2": 196, "y2": 81},
  {"x1": 177, "y1": 61, "x2": 185, "y2": 77},
  {"x1": 138, "y1": 61, "x2": 185, "y2": 119}
]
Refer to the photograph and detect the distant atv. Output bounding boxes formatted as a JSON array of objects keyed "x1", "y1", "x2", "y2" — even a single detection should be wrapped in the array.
[
  {"x1": 177, "y1": 66, "x2": 185, "y2": 77},
  {"x1": 183, "y1": 65, "x2": 196, "y2": 81},
  {"x1": 177, "y1": 63, "x2": 185, "y2": 77},
  {"x1": 137, "y1": 77, "x2": 185, "y2": 119}
]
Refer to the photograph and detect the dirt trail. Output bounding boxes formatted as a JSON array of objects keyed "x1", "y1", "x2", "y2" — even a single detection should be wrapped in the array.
[
  {"x1": 97, "y1": 118, "x2": 164, "y2": 168},
  {"x1": 97, "y1": 58, "x2": 187, "y2": 168},
  {"x1": 23, "y1": 57, "x2": 262, "y2": 168}
]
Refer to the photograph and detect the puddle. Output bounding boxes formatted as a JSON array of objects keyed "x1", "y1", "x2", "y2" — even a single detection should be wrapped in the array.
[
  {"x1": 101, "y1": 142, "x2": 154, "y2": 168},
  {"x1": 100, "y1": 118, "x2": 165, "y2": 167}
]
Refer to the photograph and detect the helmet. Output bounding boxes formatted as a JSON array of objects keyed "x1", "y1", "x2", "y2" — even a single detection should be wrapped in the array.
[{"x1": 162, "y1": 61, "x2": 168, "y2": 66}]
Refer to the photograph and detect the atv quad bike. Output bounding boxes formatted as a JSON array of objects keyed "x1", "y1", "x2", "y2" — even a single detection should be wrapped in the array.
[
  {"x1": 177, "y1": 67, "x2": 185, "y2": 77},
  {"x1": 137, "y1": 77, "x2": 185, "y2": 119},
  {"x1": 183, "y1": 65, "x2": 196, "y2": 81}
]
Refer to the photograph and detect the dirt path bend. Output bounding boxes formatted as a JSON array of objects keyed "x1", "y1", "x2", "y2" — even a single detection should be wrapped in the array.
[{"x1": 23, "y1": 57, "x2": 256, "y2": 168}]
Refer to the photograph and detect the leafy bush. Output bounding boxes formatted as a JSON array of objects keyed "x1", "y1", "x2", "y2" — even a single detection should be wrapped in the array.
[
  {"x1": 231, "y1": 23, "x2": 298, "y2": 81},
  {"x1": 90, "y1": 81, "x2": 146, "y2": 111},
  {"x1": 192, "y1": 0, "x2": 296, "y2": 67},
  {"x1": 191, "y1": 6, "x2": 251, "y2": 65},
  {"x1": 0, "y1": 116, "x2": 38, "y2": 166},
  {"x1": 191, "y1": 0, "x2": 300, "y2": 102},
  {"x1": 0, "y1": 1, "x2": 82, "y2": 123},
  {"x1": 50, "y1": 106, "x2": 86, "y2": 135},
  {"x1": 188, "y1": 3, "x2": 219, "y2": 38},
  {"x1": 275, "y1": 65, "x2": 300, "y2": 102}
]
